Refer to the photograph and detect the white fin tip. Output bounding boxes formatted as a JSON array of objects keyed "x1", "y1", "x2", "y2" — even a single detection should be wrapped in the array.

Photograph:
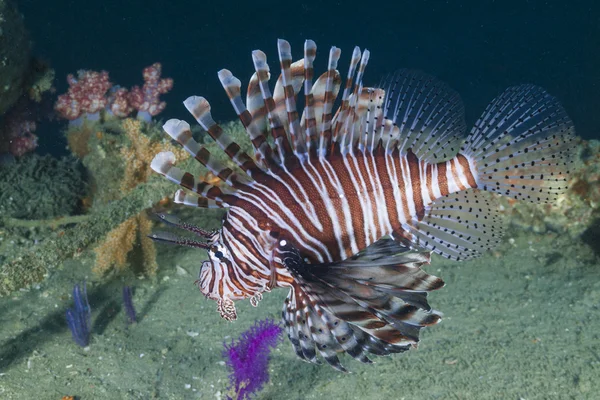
[{"x1": 151, "y1": 151, "x2": 176, "y2": 174}]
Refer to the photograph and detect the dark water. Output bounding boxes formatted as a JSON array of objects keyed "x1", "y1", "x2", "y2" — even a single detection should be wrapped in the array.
[
  {"x1": 20, "y1": 0, "x2": 600, "y2": 141},
  {"x1": 1, "y1": 1, "x2": 599, "y2": 399}
]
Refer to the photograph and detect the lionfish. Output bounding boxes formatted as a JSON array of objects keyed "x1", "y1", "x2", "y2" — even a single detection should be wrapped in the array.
[{"x1": 150, "y1": 39, "x2": 575, "y2": 371}]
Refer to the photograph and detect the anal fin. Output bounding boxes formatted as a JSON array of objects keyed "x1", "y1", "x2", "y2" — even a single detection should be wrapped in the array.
[{"x1": 405, "y1": 189, "x2": 504, "y2": 261}]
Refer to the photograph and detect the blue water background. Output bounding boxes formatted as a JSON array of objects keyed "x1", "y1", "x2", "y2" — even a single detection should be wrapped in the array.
[{"x1": 19, "y1": 0, "x2": 599, "y2": 144}]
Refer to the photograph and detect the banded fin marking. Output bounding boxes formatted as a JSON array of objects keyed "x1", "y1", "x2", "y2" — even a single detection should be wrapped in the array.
[
  {"x1": 284, "y1": 283, "x2": 375, "y2": 371},
  {"x1": 344, "y1": 49, "x2": 371, "y2": 153},
  {"x1": 150, "y1": 151, "x2": 230, "y2": 203},
  {"x1": 278, "y1": 239, "x2": 442, "y2": 371},
  {"x1": 246, "y1": 71, "x2": 280, "y2": 166},
  {"x1": 332, "y1": 46, "x2": 362, "y2": 146},
  {"x1": 183, "y1": 96, "x2": 259, "y2": 177},
  {"x1": 252, "y1": 49, "x2": 294, "y2": 163},
  {"x1": 283, "y1": 290, "x2": 319, "y2": 364},
  {"x1": 162, "y1": 119, "x2": 246, "y2": 188},
  {"x1": 317, "y1": 46, "x2": 342, "y2": 157},
  {"x1": 173, "y1": 189, "x2": 225, "y2": 209},
  {"x1": 462, "y1": 84, "x2": 576, "y2": 204},
  {"x1": 275, "y1": 39, "x2": 306, "y2": 156},
  {"x1": 382, "y1": 69, "x2": 466, "y2": 162},
  {"x1": 306, "y1": 68, "x2": 341, "y2": 155},
  {"x1": 302, "y1": 40, "x2": 317, "y2": 153},
  {"x1": 217, "y1": 69, "x2": 274, "y2": 168}
]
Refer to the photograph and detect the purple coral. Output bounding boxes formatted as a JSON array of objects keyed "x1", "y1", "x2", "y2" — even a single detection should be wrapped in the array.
[
  {"x1": 223, "y1": 318, "x2": 283, "y2": 399},
  {"x1": 65, "y1": 282, "x2": 91, "y2": 347}
]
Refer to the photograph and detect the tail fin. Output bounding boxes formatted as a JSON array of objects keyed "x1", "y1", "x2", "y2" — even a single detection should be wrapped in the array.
[
  {"x1": 462, "y1": 84, "x2": 576, "y2": 204},
  {"x1": 402, "y1": 84, "x2": 577, "y2": 261}
]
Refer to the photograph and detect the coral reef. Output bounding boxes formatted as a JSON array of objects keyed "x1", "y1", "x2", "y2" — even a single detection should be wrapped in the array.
[
  {"x1": 54, "y1": 63, "x2": 173, "y2": 123},
  {"x1": 500, "y1": 139, "x2": 600, "y2": 239},
  {"x1": 0, "y1": 154, "x2": 86, "y2": 219},
  {"x1": 55, "y1": 70, "x2": 112, "y2": 121},
  {"x1": 0, "y1": 60, "x2": 56, "y2": 157},
  {"x1": 0, "y1": 115, "x2": 38, "y2": 157},
  {"x1": 0, "y1": 118, "x2": 250, "y2": 294},
  {"x1": 127, "y1": 63, "x2": 173, "y2": 122},
  {"x1": 66, "y1": 118, "x2": 188, "y2": 207},
  {"x1": 119, "y1": 118, "x2": 188, "y2": 192},
  {"x1": 26, "y1": 59, "x2": 55, "y2": 103},
  {"x1": 54, "y1": 108, "x2": 189, "y2": 278},
  {"x1": 80, "y1": 118, "x2": 187, "y2": 276},
  {"x1": 66, "y1": 122, "x2": 125, "y2": 205},
  {"x1": 0, "y1": 175, "x2": 178, "y2": 296},
  {"x1": 92, "y1": 211, "x2": 157, "y2": 276},
  {"x1": 61, "y1": 114, "x2": 192, "y2": 277},
  {"x1": 223, "y1": 319, "x2": 283, "y2": 400}
]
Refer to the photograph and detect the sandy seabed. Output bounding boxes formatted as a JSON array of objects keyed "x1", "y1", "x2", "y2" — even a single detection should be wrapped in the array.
[{"x1": 0, "y1": 224, "x2": 598, "y2": 400}]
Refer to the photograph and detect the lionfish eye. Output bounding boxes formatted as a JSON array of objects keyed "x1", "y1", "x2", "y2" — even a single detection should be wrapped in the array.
[{"x1": 209, "y1": 245, "x2": 225, "y2": 260}]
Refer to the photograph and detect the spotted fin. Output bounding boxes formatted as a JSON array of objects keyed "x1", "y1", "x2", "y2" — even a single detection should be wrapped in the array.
[
  {"x1": 277, "y1": 238, "x2": 443, "y2": 371},
  {"x1": 402, "y1": 189, "x2": 504, "y2": 261},
  {"x1": 380, "y1": 69, "x2": 466, "y2": 161},
  {"x1": 401, "y1": 85, "x2": 576, "y2": 260},
  {"x1": 462, "y1": 84, "x2": 576, "y2": 204}
]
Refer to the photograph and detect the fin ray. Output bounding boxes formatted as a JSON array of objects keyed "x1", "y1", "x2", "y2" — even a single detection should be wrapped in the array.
[
  {"x1": 405, "y1": 189, "x2": 503, "y2": 260},
  {"x1": 217, "y1": 69, "x2": 274, "y2": 168},
  {"x1": 382, "y1": 70, "x2": 466, "y2": 161},
  {"x1": 278, "y1": 239, "x2": 442, "y2": 369},
  {"x1": 462, "y1": 84, "x2": 576, "y2": 204}
]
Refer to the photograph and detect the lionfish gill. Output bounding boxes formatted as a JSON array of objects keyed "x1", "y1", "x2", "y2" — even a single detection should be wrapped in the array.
[{"x1": 149, "y1": 39, "x2": 575, "y2": 371}]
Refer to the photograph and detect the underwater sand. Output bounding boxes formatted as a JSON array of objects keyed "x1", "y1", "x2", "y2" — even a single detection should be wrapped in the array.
[{"x1": 0, "y1": 220, "x2": 598, "y2": 399}]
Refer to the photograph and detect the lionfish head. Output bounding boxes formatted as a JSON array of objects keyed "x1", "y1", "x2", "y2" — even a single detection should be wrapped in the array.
[
  {"x1": 196, "y1": 221, "x2": 272, "y2": 322},
  {"x1": 196, "y1": 229, "x2": 237, "y2": 301},
  {"x1": 150, "y1": 211, "x2": 246, "y2": 321}
]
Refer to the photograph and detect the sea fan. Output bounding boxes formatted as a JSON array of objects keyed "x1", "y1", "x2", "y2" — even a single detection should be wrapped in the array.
[{"x1": 223, "y1": 318, "x2": 283, "y2": 400}]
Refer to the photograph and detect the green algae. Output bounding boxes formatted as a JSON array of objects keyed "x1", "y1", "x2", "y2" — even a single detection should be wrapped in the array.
[
  {"x1": 0, "y1": 155, "x2": 86, "y2": 220},
  {"x1": 0, "y1": 175, "x2": 177, "y2": 296}
]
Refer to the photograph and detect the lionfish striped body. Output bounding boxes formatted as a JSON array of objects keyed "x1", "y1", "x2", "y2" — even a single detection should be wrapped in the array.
[{"x1": 151, "y1": 39, "x2": 575, "y2": 370}]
